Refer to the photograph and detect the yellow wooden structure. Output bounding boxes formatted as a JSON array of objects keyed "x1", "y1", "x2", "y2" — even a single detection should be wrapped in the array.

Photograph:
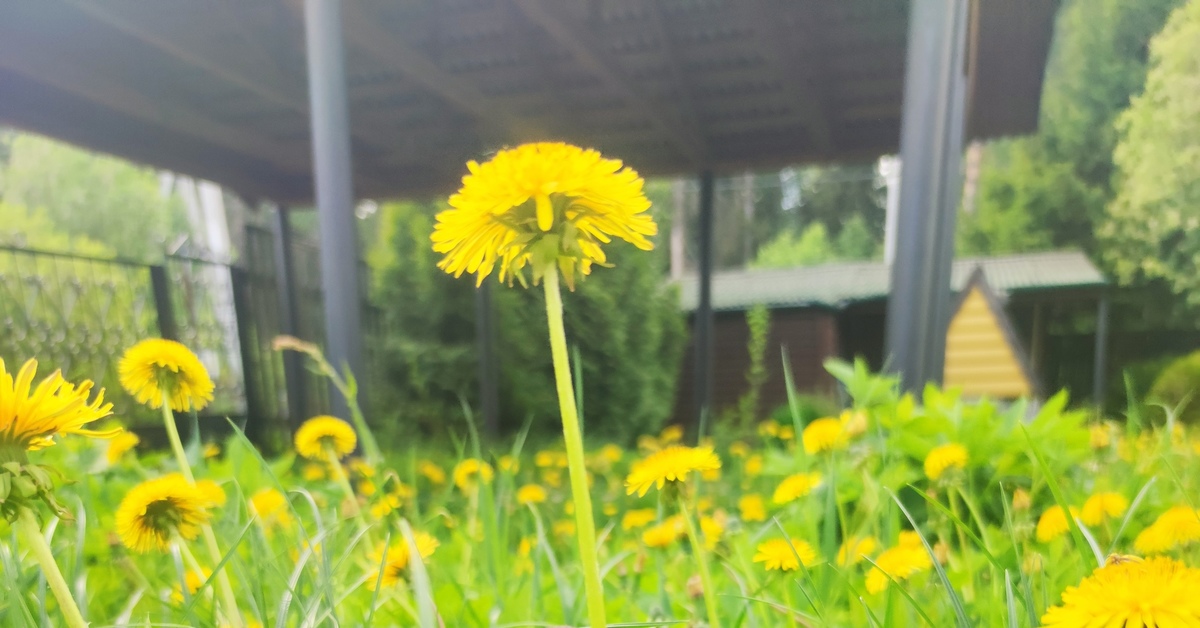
[{"x1": 943, "y1": 269, "x2": 1036, "y2": 398}]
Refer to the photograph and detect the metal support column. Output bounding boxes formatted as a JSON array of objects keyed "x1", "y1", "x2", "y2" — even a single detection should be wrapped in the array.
[
  {"x1": 303, "y1": 0, "x2": 364, "y2": 419},
  {"x1": 271, "y1": 206, "x2": 308, "y2": 428},
  {"x1": 1092, "y1": 294, "x2": 1110, "y2": 411},
  {"x1": 884, "y1": 0, "x2": 972, "y2": 392},
  {"x1": 476, "y1": 282, "x2": 499, "y2": 438},
  {"x1": 693, "y1": 171, "x2": 715, "y2": 440},
  {"x1": 149, "y1": 265, "x2": 179, "y2": 341}
]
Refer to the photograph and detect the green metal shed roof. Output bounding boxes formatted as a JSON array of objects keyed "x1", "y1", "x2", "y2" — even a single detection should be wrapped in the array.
[{"x1": 677, "y1": 251, "x2": 1107, "y2": 312}]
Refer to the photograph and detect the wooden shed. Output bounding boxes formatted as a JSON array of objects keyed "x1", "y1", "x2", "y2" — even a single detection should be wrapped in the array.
[{"x1": 673, "y1": 251, "x2": 1107, "y2": 423}]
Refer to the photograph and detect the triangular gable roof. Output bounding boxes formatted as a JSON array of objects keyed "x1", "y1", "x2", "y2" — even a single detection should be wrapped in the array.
[{"x1": 943, "y1": 267, "x2": 1038, "y2": 399}]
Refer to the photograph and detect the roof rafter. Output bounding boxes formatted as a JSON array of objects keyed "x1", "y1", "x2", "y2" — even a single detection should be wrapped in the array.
[
  {"x1": 335, "y1": 0, "x2": 543, "y2": 143},
  {"x1": 510, "y1": 0, "x2": 709, "y2": 166},
  {"x1": 0, "y1": 22, "x2": 310, "y2": 174}
]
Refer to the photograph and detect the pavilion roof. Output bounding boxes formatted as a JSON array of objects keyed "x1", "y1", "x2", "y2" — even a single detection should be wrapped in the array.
[{"x1": 0, "y1": 0, "x2": 1057, "y2": 204}]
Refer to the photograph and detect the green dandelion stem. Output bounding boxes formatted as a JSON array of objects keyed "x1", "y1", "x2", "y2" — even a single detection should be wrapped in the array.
[
  {"x1": 678, "y1": 493, "x2": 722, "y2": 628},
  {"x1": 16, "y1": 507, "x2": 87, "y2": 628},
  {"x1": 542, "y1": 267, "x2": 607, "y2": 628},
  {"x1": 160, "y1": 395, "x2": 243, "y2": 628}
]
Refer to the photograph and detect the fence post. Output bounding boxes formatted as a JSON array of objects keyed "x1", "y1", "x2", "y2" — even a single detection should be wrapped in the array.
[
  {"x1": 230, "y1": 267, "x2": 268, "y2": 444},
  {"x1": 149, "y1": 265, "x2": 179, "y2": 341},
  {"x1": 271, "y1": 207, "x2": 308, "y2": 428}
]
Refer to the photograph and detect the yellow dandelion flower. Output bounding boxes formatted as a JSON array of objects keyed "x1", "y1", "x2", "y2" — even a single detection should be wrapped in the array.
[
  {"x1": 516, "y1": 484, "x2": 548, "y2": 505},
  {"x1": 170, "y1": 567, "x2": 211, "y2": 603},
  {"x1": 203, "y1": 442, "x2": 220, "y2": 459},
  {"x1": 778, "y1": 426, "x2": 795, "y2": 441},
  {"x1": 542, "y1": 468, "x2": 563, "y2": 488},
  {"x1": 116, "y1": 475, "x2": 211, "y2": 553},
  {"x1": 802, "y1": 418, "x2": 847, "y2": 454},
  {"x1": 865, "y1": 543, "x2": 932, "y2": 594},
  {"x1": 1089, "y1": 423, "x2": 1113, "y2": 449},
  {"x1": 897, "y1": 531, "x2": 924, "y2": 548},
  {"x1": 699, "y1": 513, "x2": 725, "y2": 550},
  {"x1": 0, "y1": 358, "x2": 114, "y2": 452},
  {"x1": 535, "y1": 450, "x2": 569, "y2": 468},
  {"x1": 839, "y1": 409, "x2": 868, "y2": 438},
  {"x1": 347, "y1": 458, "x2": 376, "y2": 479},
  {"x1": 624, "y1": 446, "x2": 721, "y2": 497},
  {"x1": 1041, "y1": 556, "x2": 1200, "y2": 627},
  {"x1": 106, "y1": 430, "x2": 140, "y2": 464},
  {"x1": 1134, "y1": 506, "x2": 1200, "y2": 554},
  {"x1": 637, "y1": 434, "x2": 661, "y2": 452},
  {"x1": 923, "y1": 443, "x2": 968, "y2": 481},
  {"x1": 431, "y1": 142, "x2": 656, "y2": 286},
  {"x1": 370, "y1": 494, "x2": 403, "y2": 519},
  {"x1": 758, "y1": 421, "x2": 780, "y2": 438},
  {"x1": 301, "y1": 463, "x2": 327, "y2": 481},
  {"x1": 622, "y1": 508, "x2": 657, "y2": 530},
  {"x1": 1011, "y1": 488, "x2": 1032, "y2": 512},
  {"x1": 753, "y1": 538, "x2": 818, "y2": 572},
  {"x1": 250, "y1": 488, "x2": 293, "y2": 529},
  {"x1": 728, "y1": 441, "x2": 750, "y2": 459},
  {"x1": 418, "y1": 460, "x2": 446, "y2": 485},
  {"x1": 659, "y1": 424, "x2": 684, "y2": 444},
  {"x1": 598, "y1": 443, "x2": 623, "y2": 464},
  {"x1": 294, "y1": 416, "x2": 357, "y2": 461},
  {"x1": 1036, "y1": 505, "x2": 1080, "y2": 543},
  {"x1": 642, "y1": 517, "x2": 684, "y2": 548},
  {"x1": 837, "y1": 536, "x2": 879, "y2": 566},
  {"x1": 118, "y1": 339, "x2": 214, "y2": 411},
  {"x1": 773, "y1": 472, "x2": 823, "y2": 505},
  {"x1": 743, "y1": 454, "x2": 764, "y2": 478},
  {"x1": 1081, "y1": 492, "x2": 1129, "y2": 526},
  {"x1": 738, "y1": 494, "x2": 767, "y2": 522},
  {"x1": 701, "y1": 466, "x2": 721, "y2": 482},
  {"x1": 553, "y1": 519, "x2": 576, "y2": 538},
  {"x1": 498, "y1": 454, "x2": 520, "y2": 474},
  {"x1": 453, "y1": 459, "x2": 495, "y2": 491},
  {"x1": 367, "y1": 533, "x2": 440, "y2": 590}
]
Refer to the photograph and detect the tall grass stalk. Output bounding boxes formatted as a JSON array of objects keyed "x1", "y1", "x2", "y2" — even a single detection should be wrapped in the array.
[
  {"x1": 541, "y1": 268, "x2": 606, "y2": 628},
  {"x1": 678, "y1": 495, "x2": 721, "y2": 627},
  {"x1": 160, "y1": 395, "x2": 243, "y2": 628},
  {"x1": 14, "y1": 508, "x2": 86, "y2": 628}
]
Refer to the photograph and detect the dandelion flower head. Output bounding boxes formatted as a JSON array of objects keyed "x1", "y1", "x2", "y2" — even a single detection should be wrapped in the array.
[
  {"x1": 738, "y1": 494, "x2": 767, "y2": 522},
  {"x1": 754, "y1": 538, "x2": 818, "y2": 572},
  {"x1": 924, "y1": 442, "x2": 968, "y2": 481},
  {"x1": 431, "y1": 142, "x2": 656, "y2": 287},
  {"x1": 1081, "y1": 491, "x2": 1129, "y2": 526},
  {"x1": 1041, "y1": 556, "x2": 1200, "y2": 627},
  {"x1": 250, "y1": 487, "x2": 294, "y2": 529},
  {"x1": 118, "y1": 339, "x2": 214, "y2": 412},
  {"x1": 368, "y1": 532, "x2": 440, "y2": 590},
  {"x1": 0, "y1": 358, "x2": 114, "y2": 453},
  {"x1": 865, "y1": 539, "x2": 932, "y2": 594},
  {"x1": 294, "y1": 415, "x2": 357, "y2": 461},
  {"x1": 516, "y1": 484, "x2": 548, "y2": 505},
  {"x1": 773, "y1": 472, "x2": 823, "y2": 505},
  {"x1": 621, "y1": 508, "x2": 657, "y2": 531},
  {"x1": 116, "y1": 475, "x2": 211, "y2": 553},
  {"x1": 802, "y1": 418, "x2": 848, "y2": 454},
  {"x1": 624, "y1": 446, "x2": 721, "y2": 497},
  {"x1": 837, "y1": 535, "x2": 880, "y2": 566},
  {"x1": 1037, "y1": 505, "x2": 1080, "y2": 543},
  {"x1": 1135, "y1": 506, "x2": 1200, "y2": 554},
  {"x1": 106, "y1": 429, "x2": 140, "y2": 464},
  {"x1": 453, "y1": 458, "x2": 495, "y2": 491}
]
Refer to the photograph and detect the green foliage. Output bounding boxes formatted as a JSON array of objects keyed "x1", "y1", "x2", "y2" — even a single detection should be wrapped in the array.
[
  {"x1": 736, "y1": 304, "x2": 771, "y2": 429},
  {"x1": 0, "y1": 202, "x2": 114, "y2": 257},
  {"x1": 960, "y1": 0, "x2": 1182, "y2": 256},
  {"x1": 0, "y1": 133, "x2": 186, "y2": 262},
  {"x1": 369, "y1": 199, "x2": 685, "y2": 441},
  {"x1": 1148, "y1": 349, "x2": 1200, "y2": 423},
  {"x1": 1101, "y1": 0, "x2": 1200, "y2": 306}
]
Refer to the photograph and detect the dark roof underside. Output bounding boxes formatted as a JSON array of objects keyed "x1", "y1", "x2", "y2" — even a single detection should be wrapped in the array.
[{"x1": 0, "y1": 0, "x2": 1057, "y2": 205}]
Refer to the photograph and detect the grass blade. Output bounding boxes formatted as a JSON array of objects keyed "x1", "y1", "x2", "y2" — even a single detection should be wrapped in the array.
[
  {"x1": 1020, "y1": 425, "x2": 1102, "y2": 568},
  {"x1": 888, "y1": 489, "x2": 971, "y2": 627}
]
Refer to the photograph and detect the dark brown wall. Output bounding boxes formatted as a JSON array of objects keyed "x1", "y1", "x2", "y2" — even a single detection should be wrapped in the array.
[{"x1": 672, "y1": 307, "x2": 840, "y2": 427}]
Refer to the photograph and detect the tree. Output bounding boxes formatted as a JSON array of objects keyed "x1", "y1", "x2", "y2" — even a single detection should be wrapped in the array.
[
  {"x1": 0, "y1": 133, "x2": 187, "y2": 261},
  {"x1": 959, "y1": 0, "x2": 1182, "y2": 256},
  {"x1": 751, "y1": 223, "x2": 837, "y2": 269},
  {"x1": 1101, "y1": 0, "x2": 1200, "y2": 306}
]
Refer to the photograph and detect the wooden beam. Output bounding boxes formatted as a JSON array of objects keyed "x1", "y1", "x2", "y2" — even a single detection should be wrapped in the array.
[
  {"x1": 335, "y1": 0, "x2": 542, "y2": 142},
  {"x1": 743, "y1": 0, "x2": 834, "y2": 152},
  {"x1": 0, "y1": 22, "x2": 310, "y2": 174},
  {"x1": 645, "y1": 2, "x2": 704, "y2": 138},
  {"x1": 510, "y1": 0, "x2": 708, "y2": 165}
]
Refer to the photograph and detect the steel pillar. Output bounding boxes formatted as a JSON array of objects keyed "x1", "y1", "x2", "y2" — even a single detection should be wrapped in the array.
[
  {"x1": 693, "y1": 171, "x2": 715, "y2": 439},
  {"x1": 303, "y1": 0, "x2": 364, "y2": 419},
  {"x1": 884, "y1": 0, "x2": 971, "y2": 391}
]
